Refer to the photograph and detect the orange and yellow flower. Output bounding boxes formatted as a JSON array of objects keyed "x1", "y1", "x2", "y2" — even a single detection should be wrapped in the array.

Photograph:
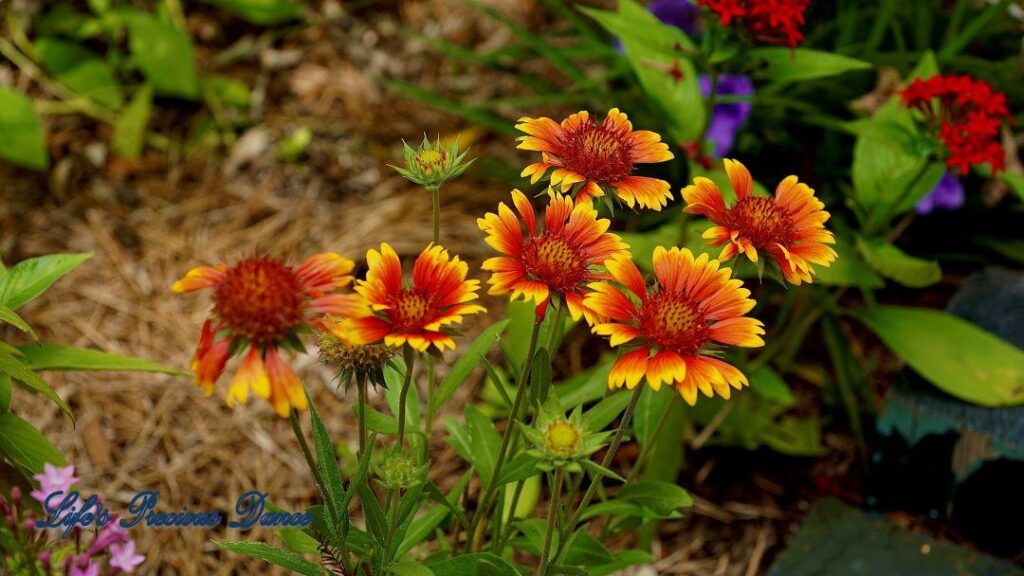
[
  {"x1": 517, "y1": 108, "x2": 674, "y2": 210},
  {"x1": 173, "y1": 253, "x2": 362, "y2": 417},
  {"x1": 342, "y1": 243, "x2": 485, "y2": 352},
  {"x1": 478, "y1": 190, "x2": 629, "y2": 322},
  {"x1": 682, "y1": 159, "x2": 837, "y2": 285},
  {"x1": 585, "y1": 248, "x2": 765, "y2": 405}
]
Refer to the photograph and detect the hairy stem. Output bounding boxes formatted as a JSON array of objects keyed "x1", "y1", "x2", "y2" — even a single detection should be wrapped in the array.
[{"x1": 537, "y1": 469, "x2": 564, "y2": 576}]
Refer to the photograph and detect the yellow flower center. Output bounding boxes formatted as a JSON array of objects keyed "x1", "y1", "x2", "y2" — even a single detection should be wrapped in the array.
[
  {"x1": 415, "y1": 149, "x2": 447, "y2": 174},
  {"x1": 544, "y1": 420, "x2": 582, "y2": 458}
]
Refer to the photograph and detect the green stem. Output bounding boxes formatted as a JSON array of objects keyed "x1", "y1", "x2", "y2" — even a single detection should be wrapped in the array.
[
  {"x1": 551, "y1": 385, "x2": 643, "y2": 565},
  {"x1": 382, "y1": 486, "x2": 402, "y2": 575},
  {"x1": 544, "y1": 302, "x2": 567, "y2": 353},
  {"x1": 430, "y1": 185, "x2": 441, "y2": 245},
  {"x1": 624, "y1": 395, "x2": 675, "y2": 484},
  {"x1": 290, "y1": 410, "x2": 351, "y2": 573},
  {"x1": 396, "y1": 346, "x2": 416, "y2": 448},
  {"x1": 357, "y1": 377, "x2": 368, "y2": 456},
  {"x1": 470, "y1": 319, "x2": 543, "y2": 550},
  {"x1": 537, "y1": 469, "x2": 564, "y2": 576}
]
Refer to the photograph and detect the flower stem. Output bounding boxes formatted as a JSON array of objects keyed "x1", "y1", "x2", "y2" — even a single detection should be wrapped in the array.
[
  {"x1": 470, "y1": 319, "x2": 543, "y2": 550},
  {"x1": 624, "y1": 394, "x2": 675, "y2": 484},
  {"x1": 396, "y1": 345, "x2": 417, "y2": 448},
  {"x1": 537, "y1": 469, "x2": 564, "y2": 576},
  {"x1": 551, "y1": 385, "x2": 644, "y2": 565},
  {"x1": 430, "y1": 185, "x2": 441, "y2": 245},
  {"x1": 357, "y1": 378, "x2": 368, "y2": 456}
]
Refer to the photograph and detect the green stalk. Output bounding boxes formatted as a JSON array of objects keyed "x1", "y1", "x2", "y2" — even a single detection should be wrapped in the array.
[
  {"x1": 470, "y1": 319, "x2": 543, "y2": 550},
  {"x1": 396, "y1": 346, "x2": 416, "y2": 448},
  {"x1": 551, "y1": 385, "x2": 644, "y2": 565},
  {"x1": 537, "y1": 469, "x2": 564, "y2": 576},
  {"x1": 430, "y1": 185, "x2": 441, "y2": 245},
  {"x1": 357, "y1": 377, "x2": 368, "y2": 456}
]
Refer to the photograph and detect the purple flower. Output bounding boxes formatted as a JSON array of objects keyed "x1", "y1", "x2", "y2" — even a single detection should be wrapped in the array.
[
  {"x1": 69, "y1": 560, "x2": 100, "y2": 576},
  {"x1": 649, "y1": 0, "x2": 700, "y2": 35},
  {"x1": 916, "y1": 171, "x2": 964, "y2": 214},
  {"x1": 109, "y1": 540, "x2": 146, "y2": 573},
  {"x1": 30, "y1": 463, "x2": 79, "y2": 504},
  {"x1": 699, "y1": 74, "x2": 754, "y2": 157},
  {"x1": 88, "y1": 517, "x2": 128, "y2": 555}
]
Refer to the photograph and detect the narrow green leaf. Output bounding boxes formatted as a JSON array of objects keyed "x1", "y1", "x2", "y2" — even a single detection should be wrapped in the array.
[
  {"x1": 581, "y1": 391, "x2": 631, "y2": 432},
  {"x1": 617, "y1": 481, "x2": 692, "y2": 517},
  {"x1": 35, "y1": 37, "x2": 124, "y2": 108},
  {"x1": 112, "y1": 84, "x2": 152, "y2": 159},
  {"x1": 0, "y1": 412, "x2": 65, "y2": 474},
  {"x1": 857, "y1": 237, "x2": 941, "y2": 288},
  {"x1": 433, "y1": 320, "x2": 509, "y2": 412},
  {"x1": 856, "y1": 306, "x2": 1024, "y2": 406},
  {"x1": 307, "y1": 397, "x2": 347, "y2": 539},
  {"x1": 212, "y1": 540, "x2": 324, "y2": 576},
  {"x1": 0, "y1": 374, "x2": 11, "y2": 412},
  {"x1": 200, "y1": 0, "x2": 302, "y2": 25},
  {"x1": 0, "y1": 305, "x2": 37, "y2": 340},
  {"x1": 748, "y1": 366, "x2": 796, "y2": 408},
  {"x1": 123, "y1": 11, "x2": 200, "y2": 99},
  {"x1": 0, "y1": 348, "x2": 72, "y2": 417},
  {"x1": 464, "y1": 405, "x2": 501, "y2": 488},
  {"x1": 0, "y1": 252, "x2": 91, "y2": 310},
  {"x1": 0, "y1": 87, "x2": 49, "y2": 170},
  {"x1": 17, "y1": 343, "x2": 182, "y2": 374}
]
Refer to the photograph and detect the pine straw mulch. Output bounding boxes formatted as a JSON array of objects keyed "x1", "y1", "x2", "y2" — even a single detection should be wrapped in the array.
[{"x1": 0, "y1": 1, "x2": 843, "y2": 573}]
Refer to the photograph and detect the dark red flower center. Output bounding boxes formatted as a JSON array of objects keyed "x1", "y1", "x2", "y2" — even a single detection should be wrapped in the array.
[
  {"x1": 639, "y1": 291, "x2": 710, "y2": 356},
  {"x1": 390, "y1": 289, "x2": 434, "y2": 331},
  {"x1": 522, "y1": 233, "x2": 590, "y2": 294},
  {"x1": 214, "y1": 258, "x2": 306, "y2": 343},
  {"x1": 723, "y1": 196, "x2": 794, "y2": 249},
  {"x1": 559, "y1": 120, "x2": 634, "y2": 184}
]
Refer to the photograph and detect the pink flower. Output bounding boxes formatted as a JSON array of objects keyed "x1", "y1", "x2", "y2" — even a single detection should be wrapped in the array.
[
  {"x1": 88, "y1": 517, "x2": 127, "y2": 555},
  {"x1": 69, "y1": 560, "x2": 100, "y2": 576},
  {"x1": 30, "y1": 463, "x2": 79, "y2": 504},
  {"x1": 109, "y1": 540, "x2": 146, "y2": 573}
]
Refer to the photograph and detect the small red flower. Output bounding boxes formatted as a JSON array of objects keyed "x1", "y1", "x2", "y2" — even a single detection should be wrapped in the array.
[
  {"x1": 900, "y1": 74, "x2": 1010, "y2": 175},
  {"x1": 699, "y1": 0, "x2": 810, "y2": 47}
]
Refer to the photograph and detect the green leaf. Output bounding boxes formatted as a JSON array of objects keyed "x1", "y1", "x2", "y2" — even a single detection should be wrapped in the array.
[
  {"x1": 16, "y1": 343, "x2": 182, "y2": 374},
  {"x1": 123, "y1": 11, "x2": 200, "y2": 100},
  {"x1": 464, "y1": 405, "x2": 501, "y2": 488},
  {"x1": 617, "y1": 480, "x2": 692, "y2": 517},
  {"x1": 0, "y1": 252, "x2": 91, "y2": 309},
  {"x1": 354, "y1": 404, "x2": 398, "y2": 435},
  {"x1": 358, "y1": 483, "x2": 388, "y2": 544},
  {"x1": 813, "y1": 234, "x2": 884, "y2": 289},
  {"x1": 111, "y1": 84, "x2": 152, "y2": 159},
  {"x1": 748, "y1": 366, "x2": 796, "y2": 409},
  {"x1": 562, "y1": 532, "x2": 614, "y2": 566},
  {"x1": 581, "y1": 391, "x2": 632, "y2": 432},
  {"x1": 308, "y1": 396, "x2": 347, "y2": 539},
  {"x1": 433, "y1": 320, "x2": 509, "y2": 412},
  {"x1": 277, "y1": 524, "x2": 319, "y2": 554},
  {"x1": 201, "y1": 0, "x2": 303, "y2": 25},
  {"x1": 0, "y1": 305, "x2": 37, "y2": 340},
  {"x1": 429, "y1": 553, "x2": 520, "y2": 576},
  {"x1": 856, "y1": 306, "x2": 1024, "y2": 406},
  {"x1": 495, "y1": 452, "x2": 541, "y2": 486},
  {"x1": 0, "y1": 374, "x2": 10, "y2": 412},
  {"x1": 0, "y1": 87, "x2": 49, "y2": 170},
  {"x1": 392, "y1": 561, "x2": 435, "y2": 576},
  {"x1": 0, "y1": 348, "x2": 72, "y2": 417},
  {"x1": 0, "y1": 412, "x2": 65, "y2": 474},
  {"x1": 997, "y1": 171, "x2": 1024, "y2": 203},
  {"x1": 750, "y1": 47, "x2": 871, "y2": 84},
  {"x1": 633, "y1": 387, "x2": 671, "y2": 445},
  {"x1": 396, "y1": 505, "x2": 448, "y2": 558},
  {"x1": 857, "y1": 237, "x2": 941, "y2": 288},
  {"x1": 35, "y1": 37, "x2": 124, "y2": 108},
  {"x1": 581, "y1": 0, "x2": 705, "y2": 142},
  {"x1": 212, "y1": 540, "x2": 324, "y2": 576}
]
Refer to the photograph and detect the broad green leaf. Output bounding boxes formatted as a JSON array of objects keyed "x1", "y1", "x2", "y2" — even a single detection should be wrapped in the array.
[
  {"x1": 123, "y1": 11, "x2": 200, "y2": 99},
  {"x1": 201, "y1": 0, "x2": 303, "y2": 25},
  {"x1": 308, "y1": 397, "x2": 346, "y2": 538},
  {"x1": 0, "y1": 305, "x2": 37, "y2": 340},
  {"x1": 761, "y1": 416, "x2": 827, "y2": 457},
  {"x1": 36, "y1": 5, "x2": 104, "y2": 39},
  {"x1": 392, "y1": 561, "x2": 435, "y2": 576},
  {"x1": 581, "y1": 0, "x2": 705, "y2": 142},
  {"x1": 0, "y1": 412, "x2": 65, "y2": 474},
  {"x1": 856, "y1": 306, "x2": 1024, "y2": 406},
  {"x1": 0, "y1": 374, "x2": 11, "y2": 412},
  {"x1": 857, "y1": 237, "x2": 941, "y2": 288},
  {"x1": 514, "y1": 517, "x2": 556, "y2": 556},
  {"x1": 749, "y1": 366, "x2": 796, "y2": 408},
  {"x1": 633, "y1": 387, "x2": 672, "y2": 445},
  {"x1": 277, "y1": 525, "x2": 319, "y2": 554},
  {"x1": 396, "y1": 505, "x2": 448, "y2": 558},
  {"x1": 111, "y1": 85, "x2": 152, "y2": 159},
  {"x1": 562, "y1": 532, "x2": 614, "y2": 566},
  {"x1": 556, "y1": 360, "x2": 613, "y2": 409},
  {"x1": 17, "y1": 343, "x2": 182, "y2": 374},
  {"x1": 35, "y1": 37, "x2": 123, "y2": 108},
  {"x1": 581, "y1": 391, "x2": 632, "y2": 432},
  {"x1": 0, "y1": 87, "x2": 49, "y2": 170},
  {"x1": 495, "y1": 452, "x2": 541, "y2": 486},
  {"x1": 212, "y1": 540, "x2": 323, "y2": 576},
  {"x1": 433, "y1": 320, "x2": 509, "y2": 412},
  {"x1": 354, "y1": 404, "x2": 398, "y2": 434},
  {"x1": 204, "y1": 75, "x2": 251, "y2": 109},
  {"x1": 0, "y1": 252, "x2": 91, "y2": 309},
  {"x1": 464, "y1": 405, "x2": 501, "y2": 488},
  {"x1": 0, "y1": 348, "x2": 72, "y2": 416},
  {"x1": 588, "y1": 550, "x2": 655, "y2": 576},
  {"x1": 751, "y1": 48, "x2": 871, "y2": 84},
  {"x1": 429, "y1": 553, "x2": 520, "y2": 576},
  {"x1": 814, "y1": 234, "x2": 884, "y2": 289},
  {"x1": 997, "y1": 172, "x2": 1024, "y2": 203},
  {"x1": 617, "y1": 480, "x2": 692, "y2": 517},
  {"x1": 357, "y1": 484, "x2": 387, "y2": 543}
]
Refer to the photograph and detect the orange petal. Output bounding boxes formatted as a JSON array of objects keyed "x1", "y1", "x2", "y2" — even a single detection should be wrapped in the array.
[
  {"x1": 609, "y1": 348, "x2": 650, "y2": 390},
  {"x1": 723, "y1": 158, "x2": 753, "y2": 200},
  {"x1": 172, "y1": 264, "x2": 227, "y2": 293},
  {"x1": 646, "y1": 350, "x2": 687, "y2": 392}
]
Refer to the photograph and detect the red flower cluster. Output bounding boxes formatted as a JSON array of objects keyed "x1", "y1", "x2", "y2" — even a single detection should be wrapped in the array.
[
  {"x1": 699, "y1": 0, "x2": 811, "y2": 47},
  {"x1": 901, "y1": 74, "x2": 1010, "y2": 175}
]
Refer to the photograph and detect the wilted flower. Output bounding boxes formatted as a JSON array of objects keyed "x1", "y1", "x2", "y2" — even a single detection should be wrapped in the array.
[
  {"x1": 682, "y1": 159, "x2": 837, "y2": 285},
  {"x1": 521, "y1": 401, "x2": 611, "y2": 472},
  {"x1": 342, "y1": 243, "x2": 485, "y2": 352},
  {"x1": 517, "y1": 108, "x2": 674, "y2": 210},
  {"x1": 173, "y1": 253, "x2": 363, "y2": 417},
  {"x1": 478, "y1": 190, "x2": 629, "y2": 321},
  {"x1": 391, "y1": 136, "x2": 474, "y2": 189},
  {"x1": 586, "y1": 248, "x2": 764, "y2": 405},
  {"x1": 315, "y1": 327, "x2": 395, "y2": 390}
]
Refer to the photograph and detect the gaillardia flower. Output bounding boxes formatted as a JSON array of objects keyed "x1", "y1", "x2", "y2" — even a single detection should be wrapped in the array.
[
  {"x1": 517, "y1": 108, "x2": 674, "y2": 210},
  {"x1": 586, "y1": 248, "x2": 764, "y2": 405},
  {"x1": 173, "y1": 253, "x2": 362, "y2": 417},
  {"x1": 344, "y1": 243, "x2": 485, "y2": 352},
  {"x1": 315, "y1": 325, "x2": 395, "y2": 390},
  {"x1": 478, "y1": 190, "x2": 629, "y2": 321},
  {"x1": 682, "y1": 159, "x2": 836, "y2": 285},
  {"x1": 520, "y1": 400, "x2": 612, "y2": 473}
]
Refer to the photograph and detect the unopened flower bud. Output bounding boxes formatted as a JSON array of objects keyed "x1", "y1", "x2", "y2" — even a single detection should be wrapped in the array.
[
  {"x1": 39, "y1": 551, "x2": 51, "y2": 568},
  {"x1": 376, "y1": 451, "x2": 428, "y2": 490}
]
